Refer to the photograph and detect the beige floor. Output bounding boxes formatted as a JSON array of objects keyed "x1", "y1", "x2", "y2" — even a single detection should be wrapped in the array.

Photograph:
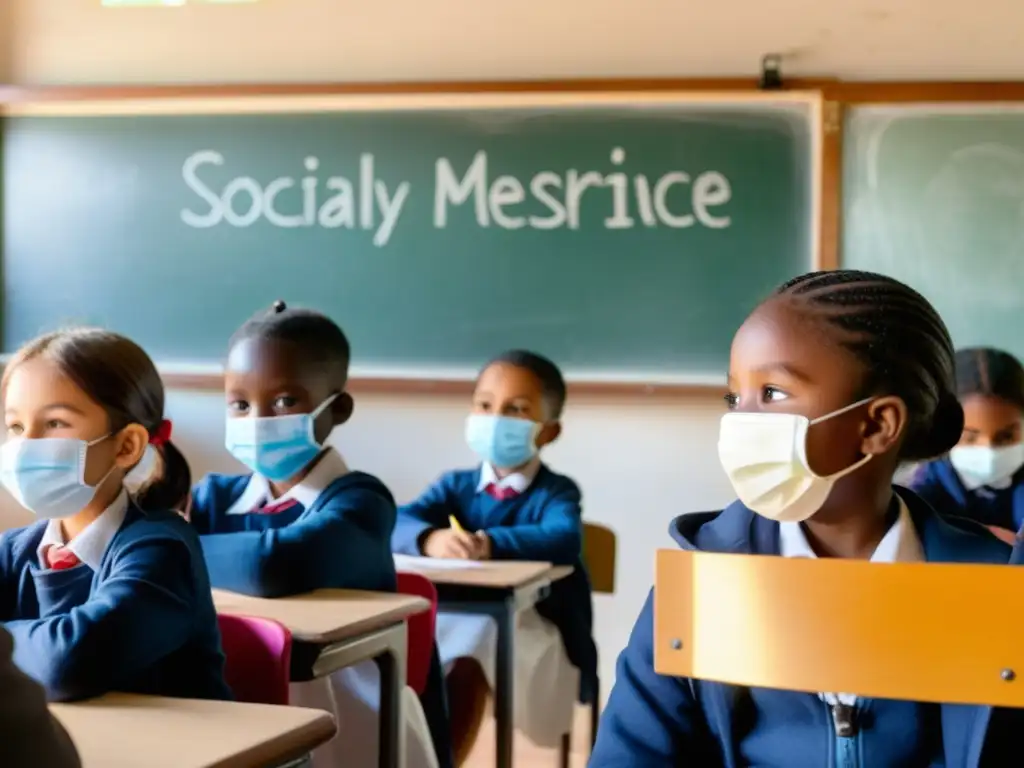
[{"x1": 462, "y1": 705, "x2": 592, "y2": 768}]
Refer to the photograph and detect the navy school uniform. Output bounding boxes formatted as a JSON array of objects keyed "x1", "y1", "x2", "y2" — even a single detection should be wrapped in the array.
[
  {"x1": 0, "y1": 490, "x2": 230, "y2": 702},
  {"x1": 392, "y1": 462, "x2": 598, "y2": 699},
  {"x1": 591, "y1": 489, "x2": 1021, "y2": 768},
  {"x1": 909, "y1": 457, "x2": 1024, "y2": 533},
  {"x1": 191, "y1": 448, "x2": 453, "y2": 768}
]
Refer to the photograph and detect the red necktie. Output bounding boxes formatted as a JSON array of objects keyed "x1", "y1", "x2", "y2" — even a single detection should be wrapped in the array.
[
  {"x1": 44, "y1": 545, "x2": 82, "y2": 571},
  {"x1": 485, "y1": 483, "x2": 519, "y2": 502},
  {"x1": 252, "y1": 498, "x2": 300, "y2": 516}
]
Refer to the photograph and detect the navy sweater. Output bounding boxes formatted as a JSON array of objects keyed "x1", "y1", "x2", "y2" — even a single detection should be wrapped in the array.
[
  {"x1": 191, "y1": 471, "x2": 398, "y2": 596},
  {"x1": 392, "y1": 464, "x2": 597, "y2": 696},
  {"x1": 0, "y1": 505, "x2": 230, "y2": 703},
  {"x1": 909, "y1": 458, "x2": 1024, "y2": 533},
  {"x1": 192, "y1": 471, "x2": 455, "y2": 768},
  {"x1": 592, "y1": 490, "x2": 1021, "y2": 768}
]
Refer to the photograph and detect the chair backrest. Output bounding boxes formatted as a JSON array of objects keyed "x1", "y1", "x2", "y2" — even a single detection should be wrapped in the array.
[
  {"x1": 583, "y1": 522, "x2": 617, "y2": 594},
  {"x1": 396, "y1": 571, "x2": 438, "y2": 695},
  {"x1": 217, "y1": 613, "x2": 292, "y2": 706}
]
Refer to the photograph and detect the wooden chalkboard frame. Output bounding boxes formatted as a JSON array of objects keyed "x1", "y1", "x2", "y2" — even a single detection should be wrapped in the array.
[{"x1": 0, "y1": 78, "x2": 838, "y2": 396}]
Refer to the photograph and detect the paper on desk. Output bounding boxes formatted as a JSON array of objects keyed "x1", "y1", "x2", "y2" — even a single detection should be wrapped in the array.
[{"x1": 394, "y1": 554, "x2": 486, "y2": 570}]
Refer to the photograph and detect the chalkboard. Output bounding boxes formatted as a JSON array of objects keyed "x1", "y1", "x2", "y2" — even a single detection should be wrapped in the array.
[
  {"x1": 844, "y1": 105, "x2": 1024, "y2": 357},
  {"x1": 3, "y1": 96, "x2": 814, "y2": 380}
]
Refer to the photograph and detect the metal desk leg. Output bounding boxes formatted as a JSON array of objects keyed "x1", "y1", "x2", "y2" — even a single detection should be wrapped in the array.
[
  {"x1": 494, "y1": 595, "x2": 516, "y2": 768},
  {"x1": 375, "y1": 623, "x2": 408, "y2": 768},
  {"x1": 311, "y1": 622, "x2": 408, "y2": 768}
]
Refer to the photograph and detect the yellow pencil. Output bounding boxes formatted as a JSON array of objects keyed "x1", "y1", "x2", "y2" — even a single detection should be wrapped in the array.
[{"x1": 449, "y1": 515, "x2": 467, "y2": 533}]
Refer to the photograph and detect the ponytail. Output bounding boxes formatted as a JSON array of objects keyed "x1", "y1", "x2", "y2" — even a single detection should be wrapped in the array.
[{"x1": 133, "y1": 440, "x2": 192, "y2": 515}]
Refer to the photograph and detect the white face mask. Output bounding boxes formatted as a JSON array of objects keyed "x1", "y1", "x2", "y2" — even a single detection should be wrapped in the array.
[
  {"x1": 949, "y1": 443, "x2": 1024, "y2": 491},
  {"x1": 717, "y1": 398, "x2": 875, "y2": 522},
  {"x1": 0, "y1": 435, "x2": 116, "y2": 520}
]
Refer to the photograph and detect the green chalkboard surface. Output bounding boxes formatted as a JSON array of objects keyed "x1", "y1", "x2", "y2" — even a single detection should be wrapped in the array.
[
  {"x1": 3, "y1": 98, "x2": 813, "y2": 379},
  {"x1": 844, "y1": 106, "x2": 1024, "y2": 358}
]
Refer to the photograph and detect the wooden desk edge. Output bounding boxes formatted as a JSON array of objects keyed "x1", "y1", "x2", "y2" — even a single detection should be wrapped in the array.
[
  {"x1": 228, "y1": 709, "x2": 336, "y2": 768},
  {"x1": 50, "y1": 698, "x2": 337, "y2": 768},
  {"x1": 304, "y1": 595, "x2": 429, "y2": 645},
  {"x1": 211, "y1": 589, "x2": 429, "y2": 645}
]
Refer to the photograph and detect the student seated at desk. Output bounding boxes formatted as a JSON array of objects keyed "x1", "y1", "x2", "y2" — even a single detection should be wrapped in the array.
[
  {"x1": 393, "y1": 350, "x2": 596, "y2": 755},
  {"x1": 0, "y1": 329, "x2": 230, "y2": 703},
  {"x1": 190, "y1": 301, "x2": 451, "y2": 768},
  {"x1": 592, "y1": 271, "x2": 1021, "y2": 767},
  {"x1": 909, "y1": 347, "x2": 1024, "y2": 543}
]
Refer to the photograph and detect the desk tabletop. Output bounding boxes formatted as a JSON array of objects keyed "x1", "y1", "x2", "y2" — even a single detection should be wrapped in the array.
[
  {"x1": 394, "y1": 555, "x2": 573, "y2": 589},
  {"x1": 51, "y1": 693, "x2": 335, "y2": 768},
  {"x1": 212, "y1": 588, "x2": 429, "y2": 645}
]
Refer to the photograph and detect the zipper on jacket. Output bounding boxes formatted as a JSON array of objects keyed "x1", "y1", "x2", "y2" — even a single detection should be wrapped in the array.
[{"x1": 828, "y1": 701, "x2": 861, "y2": 768}]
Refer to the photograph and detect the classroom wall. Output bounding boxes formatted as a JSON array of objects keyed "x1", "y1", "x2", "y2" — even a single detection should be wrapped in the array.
[
  {"x1": 0, "y1": 0, "x2": 1006, "y2": 700},
  {"x1": 8, "y1": 0, "x2": 1024, "y2": 85}
]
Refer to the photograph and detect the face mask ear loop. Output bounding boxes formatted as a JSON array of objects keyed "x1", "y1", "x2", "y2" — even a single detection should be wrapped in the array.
[
  {"x1": 800, "y1": 397, "x2": 877, "y2": 479},
  {"x1": 306, "y1": 393, "x2": 340, "y2": 445}
]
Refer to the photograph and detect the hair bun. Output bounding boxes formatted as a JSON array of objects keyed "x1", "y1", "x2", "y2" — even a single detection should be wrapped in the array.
[
  {"x1": 272, "y1": 300, "x2": 287, "y2": 314},
  {"x1": 903, "y1": 392, "x2": 964, "y2": 462}
]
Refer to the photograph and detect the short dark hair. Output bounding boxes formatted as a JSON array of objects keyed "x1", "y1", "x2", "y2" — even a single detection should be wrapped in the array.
[
  {"x1": 2, "y1": 328, "x2": 190, "y2": 513},
  {"x1": 955, "y1": 347, "x2": 1024, "y2": 411},
  {"x1": 482, "y1": 350, "x2": 567, "y2": 419},
  {"x1": 229, "y1": 300, "x2": 351, "y2": 380},
  {"x1": 775, "y1": 269, "x2": 961, "y2": 462}
]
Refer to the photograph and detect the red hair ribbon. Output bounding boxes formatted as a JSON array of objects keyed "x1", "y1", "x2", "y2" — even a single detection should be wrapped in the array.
[{"x1": 149, "y1": 419, "x2": 173, "y2": 447}]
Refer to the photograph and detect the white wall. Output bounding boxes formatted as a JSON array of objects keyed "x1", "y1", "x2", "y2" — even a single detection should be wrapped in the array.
[
  {"x1": 8, "y1": 0, "x2": 1024, "y2": 84},
  {"x1": 2, "y1": 0, "x2": 1017, "y2": 698}
]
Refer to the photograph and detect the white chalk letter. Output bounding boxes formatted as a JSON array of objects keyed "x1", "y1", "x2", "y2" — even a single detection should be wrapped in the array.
[
  {"x1": 435, "y1": 152, "x2": 489, "y2": 228},
  {"x1": 318, "y1": 178, "x2": 356, "y2": 228},
  {"x1": 653, "y1": 172, "x2": 694, "y2": 228},
  {"x1": 181, "y1": 150, "x2": 225, "y2": 228},
  {"x1": 529, "y1": 173, "x2": 567, "y2": 229},
  {"x1": 604, "y1": 148, "x2": 634, "y2": 229},
  {"x1": 692, "y1": 171, "x2": 732, "y2": 229},
  {"x1": 222, "y1": 177, "x2": 263, "y2": 228},
  {"x1": 489, "y1": 176, "x2": 526, "y2": 229},
  {"x1": 373, "y1": 181, "x2": 411, "y2": 247},
  {"x1": 565, "y1": 170, "x2": 604, "y2": 229},
  {"x1": 263, "y1": 178, "x2": 304, "y2": 228}
]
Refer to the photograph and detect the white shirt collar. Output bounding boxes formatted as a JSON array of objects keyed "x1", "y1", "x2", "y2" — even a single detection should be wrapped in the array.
[
  {"x1": 476, "y1": 458, "x2": 540, "y2": 495},
  {"x1": 780, "y1": 493, "x2": 923, "y2": 706},
  {"x1": 225, "y1": 448, "x2": 349, "y2": 515},
  {"x1": 779, "y1": 493, "x2": 923, "y2": 564},
  {"x1": 37, "y1": 489, "x2": 130, "y2": 571}
]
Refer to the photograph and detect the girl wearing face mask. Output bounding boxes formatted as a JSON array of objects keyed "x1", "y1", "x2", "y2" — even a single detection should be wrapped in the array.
[
  {"x1": 0, "y1": 328, "x2": 230, "y2": 703},
  {"x1": 591, "y1": 270, "x2": 1018, "y2": 768},
  {"x1": 909, "y1": 348, "x2": 1024, "y2": 544}
]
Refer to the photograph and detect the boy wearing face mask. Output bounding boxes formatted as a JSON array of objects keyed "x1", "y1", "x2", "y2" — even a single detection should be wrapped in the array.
[
  {"x1": 393, "y1": 350, "x2": 596, "y2": 756},
  {"x1": 190, "y1": 301, "x2": 452, "y2": 768},
  {"x1": 910, "y1": 347, "x2": 1024, "y2": 543}
]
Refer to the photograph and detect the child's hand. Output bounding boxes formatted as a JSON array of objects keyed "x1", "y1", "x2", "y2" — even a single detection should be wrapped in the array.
[
  {"x1": 423, "y1": 528, "x2": 484, "y2": 559},
  {"x1": 474, "y1": 531, "x2": 492, "y2": 560}
]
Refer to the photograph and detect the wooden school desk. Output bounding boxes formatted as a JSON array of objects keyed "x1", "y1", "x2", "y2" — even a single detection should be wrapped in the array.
[
  {"x1": 393, "y1": 555, "x2": 573, "y2": 768},
  {"x1": 213, "y1": 588, "x2": 428, "y2": 768},
  {"x1": 51, "y1": 693, "x2": 335, "y2": 768}
]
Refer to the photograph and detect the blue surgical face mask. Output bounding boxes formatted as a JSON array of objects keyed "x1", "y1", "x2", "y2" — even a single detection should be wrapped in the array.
[
  {"x1": 225, "y1": 394, "x2": 338, "y2": 482},
  {"x1": 465, "y1": 414, "x2": 541, "y2": 470},
  {"x1": 0, "y1": 435, "x2": 116, "y2": 519}
]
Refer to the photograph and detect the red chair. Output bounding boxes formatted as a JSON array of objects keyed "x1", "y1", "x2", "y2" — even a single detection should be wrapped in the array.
[
  {"x1": 217, "y1": 613, "x2": 292, "y2": 705},
  {"x1": 396, "y1": 571, "x2": 438, "y2": 695}
]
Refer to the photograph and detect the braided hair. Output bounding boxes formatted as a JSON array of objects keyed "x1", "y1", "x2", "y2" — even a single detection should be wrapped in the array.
[
  {"x1": 775, "y1": 269, "x2": 962, "y2": 461},
  {"x1": 955, "y1": 347, "x2": 1024, "y2": 411}
]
